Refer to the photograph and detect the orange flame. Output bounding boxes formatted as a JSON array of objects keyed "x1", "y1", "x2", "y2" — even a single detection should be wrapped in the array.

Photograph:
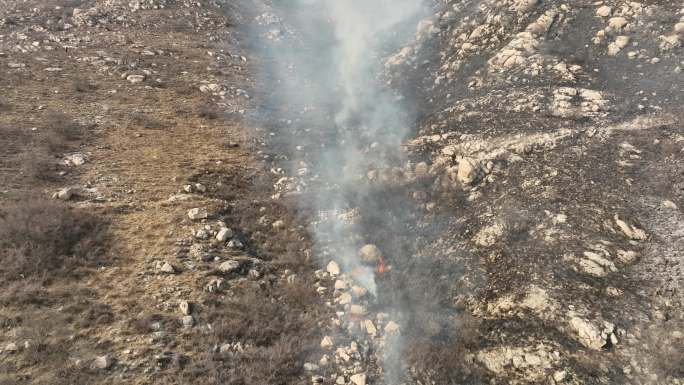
[{"x1": 375, "y1": 255, "x2": 386, "y2": 275}]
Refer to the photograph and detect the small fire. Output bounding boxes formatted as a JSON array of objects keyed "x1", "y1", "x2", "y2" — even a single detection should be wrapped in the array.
[{"x1": 375, "y1": 255, "x2": 386, "y2": 275}]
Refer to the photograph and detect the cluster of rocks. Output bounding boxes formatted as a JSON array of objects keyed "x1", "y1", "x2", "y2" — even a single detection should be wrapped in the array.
[{"x1": 301, "y1": 244, "x2": 404, "y2": 385}]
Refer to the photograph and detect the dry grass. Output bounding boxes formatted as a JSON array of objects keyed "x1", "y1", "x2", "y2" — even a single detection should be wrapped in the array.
[
  {"x1": 0, "y1": 112, "x2": 88, "y2": 186},
  {"x1": 197, "y1": 104, "x2": 220, "y2": 120},
  {"x1": 73, "y1": 79, "x2": 99, "y2": 93},
  {"x1": 165, "y1": 278, "x2": 322, "y2": 385},
  {"x1": 0, "y1": 198, "x2": 108, "y2": 281},
  {"x1": 0, "y1": 197, "x2": 111, "y2": 385},
  {"x1": 130, "y1": 112, "x2": 165, "y2": 130},
  {"x1": 44, "y1": 111, "x2": 85, "y2": 143}
]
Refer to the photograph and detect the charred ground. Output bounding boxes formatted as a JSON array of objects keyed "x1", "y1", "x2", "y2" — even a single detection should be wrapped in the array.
[{"x1": 1, "y1": 0, "x2": 683, "y2": 385}]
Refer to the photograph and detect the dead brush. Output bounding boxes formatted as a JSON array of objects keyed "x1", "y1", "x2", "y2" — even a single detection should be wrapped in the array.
[
  {"x1": 17, "y1": 149, "x2": 60, "y2": 181},
  {"x1": 44, "y1": 111, "x2": 85, "y2": 144},
  {"x1": 130, "y1": 112, "x2": 165, "y2": 129},
  {"x1": 7, "y1": 312, "x2": 106, "y2": 385},
  {"x1": 0, "y1": 120, "x2": 76, "y2": 182},
  {"x1": 73, "y1": 79, "x2": 99, "y2": 93},
  {"x1": 0, "y1": 197, "x2": 108, "y2": 281},
  {"x1": 182, "y1": 279, "x2": 322, "y2": 385},
  {"x1": 198, "y1": 104, "x2": 220, "y2": 120}
]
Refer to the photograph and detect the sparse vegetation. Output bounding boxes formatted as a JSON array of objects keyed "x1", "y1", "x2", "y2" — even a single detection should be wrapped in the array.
[
  {"x1": 73, "y1": 79, "x2": 99, "y2": 93},
  {"x1": 43, "y1": 111, "x2": 85, "y2": 148},
  {"x1": 0, "y1": 113, "x2": 84, "y2": 183},
  {"x1": 167, "y1": 279, "x2": 322, "y2": 385},
  {"x1": 0, "y1": 0, "x2": 682, "y2": 384},
  {"x1": 0, "y1": 198, "x2": 108, "y2": 281},
  {"x1": 130, "y1": 112, "x2": 165, "y2": 129},
  {"x1": 198, "y1": 104, "x2": 220, "y2": 120}
]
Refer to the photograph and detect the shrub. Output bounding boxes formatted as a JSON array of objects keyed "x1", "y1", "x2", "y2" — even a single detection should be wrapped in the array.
[
  {"x1": 130, "y1": 112, "x2": 164, "y2": 129},
  {"x1": 44, "y1": 111, "x2": 84, "y2": 143},
  {"x1": 176, "y1": 278, "x2": 322, "y2": 385},
  {"x1": 0, "y1": 198, "x2": 108, "y2": 281},
  {"x1": 198, "y1": 104, "x2": 220, "y2": 120},
  {"x1": 73, "y1": 79, "x2": 99, "y2": 93}
]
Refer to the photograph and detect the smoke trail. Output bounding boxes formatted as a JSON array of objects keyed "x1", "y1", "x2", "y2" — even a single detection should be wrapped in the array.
[
  {"x1": 311, "y1": 0, "x2": 424, "y2": 289},
  {"x1": 254, "y1": 0, "x2": 425, "y2": 382}
]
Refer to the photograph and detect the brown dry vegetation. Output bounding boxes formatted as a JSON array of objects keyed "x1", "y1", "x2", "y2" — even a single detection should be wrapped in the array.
[
  {"x1": 0, "y1": 199, "x2": 108, "y2": 281},
  {"x1": 0, "y1": 1, "x2": 328, "y2": 383}
]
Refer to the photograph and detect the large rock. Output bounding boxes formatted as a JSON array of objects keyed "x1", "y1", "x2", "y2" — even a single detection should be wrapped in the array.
[
  {"x1": 187, "y1": 208, "x2": 209, "y2": 220},
  {"x1": 414, "y1": 161, "x2": 429, "y2": 177},
  {"x1": 608, "y1": 36, "x2": 630, "y2": 56},
  {"x1": 614, "y1": 215, "x2": 647, "y2": 240},
  {"x1": 179, "y1": 301, "x2": 191, "y2": 315},
  {"x1": 596, "y1": 6, "x2": 612, "y2": 17},
  {"x1": 349, "y1": 304, "x2": 366, "y2": 316},
  {"x1": 578, "y1": 251, "x2": 617, "y2": 277},
  {"x1": 126, "y1": 74, "x2": 145, "y2": 84},
  {"x1": 456, "y1": 158, "x2": 482, "y2": 185},
  {"x1": 385, "y1": 321, "x2": 400, "y2": 334},
  {"x1": 219, "y1": 260, "x2": 240, "y2": 273},
  {"x1": 569, "y1": 316, "x2": 605, "y2": 350},
  {"x1": 359, "y1": 244, "x2": 381, "y2": 265},
  {"x1": 54, "y1": 187, "x2": 79, "y2": 201},
  {"x1": 64, "y1": 153, "x2": 87, "y2": 166},
  {"x1": 181, "y1": 315, "x2": 194, "y2": 328},
  {"x1": 513, "y1": 0, "x2": 538, "y2": 13},
  {"x1": 216, "y1": 227, "x2": 233, "y2": 242},
  {"x1": 350, "y1": 374, "x2": 366, "y2": 385},
  {"x1": 92, "y1": 355, "x2": 113, "y2": 370},
  {"x1": 159, "y1": 262, "x2": 177, "y2": 274},
  {"x1": 320, "y1": 336, "x2": 334, "y2": 348},
  {"x1": 326, "y1": 261, "x2": 340, "y2": 276},
  {"x1": 608, "y1": 17, "x2": 627, "y2": 31}
]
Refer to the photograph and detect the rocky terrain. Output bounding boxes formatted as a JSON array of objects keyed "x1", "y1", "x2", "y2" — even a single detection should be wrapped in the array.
[{"x1": 0, "y1": 0, "x2": 682, "y2": 385}]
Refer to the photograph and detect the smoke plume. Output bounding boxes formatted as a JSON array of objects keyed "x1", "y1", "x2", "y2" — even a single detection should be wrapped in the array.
[{"x1": 254, "y1": 0, "x2": 426, "y2": 382}]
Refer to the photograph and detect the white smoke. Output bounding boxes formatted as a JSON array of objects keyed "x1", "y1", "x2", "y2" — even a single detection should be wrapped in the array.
[
  {"x1": 311, "y1": 0, "x2": 424, "y2": 283},
  {"x1": 255, "y1": 0, "x2": 426, "y2": 382}
]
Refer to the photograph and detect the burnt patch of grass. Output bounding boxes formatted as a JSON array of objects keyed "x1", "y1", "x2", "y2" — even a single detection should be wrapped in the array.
[
  {"x1": 0, "y1": 197, "x2": 109, "y2": 282},
  {"x1": 406, "y1": 312, "x2": 485, "y2": 384}
]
